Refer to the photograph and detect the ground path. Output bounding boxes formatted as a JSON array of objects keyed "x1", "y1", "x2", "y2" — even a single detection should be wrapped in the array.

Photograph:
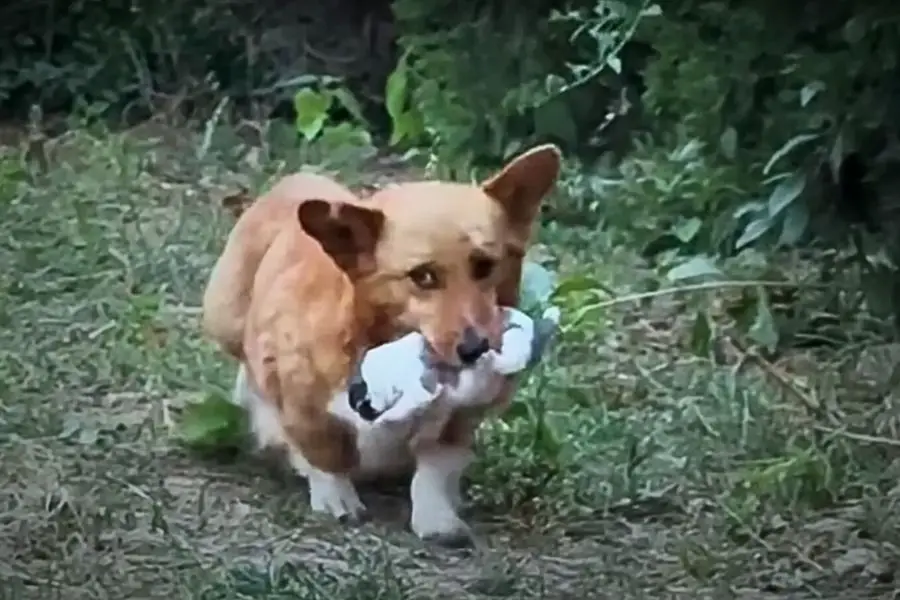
[{"x1": 1, "y1": 122, "x2": 896, "y2": 599}]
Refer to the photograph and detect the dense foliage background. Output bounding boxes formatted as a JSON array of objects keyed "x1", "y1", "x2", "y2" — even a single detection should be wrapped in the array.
[{"x1": 4, "y1": 0, "x2": 900, "y2": 344}]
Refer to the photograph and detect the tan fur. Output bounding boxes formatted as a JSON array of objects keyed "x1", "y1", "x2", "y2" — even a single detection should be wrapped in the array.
[
  {"x1": 202, "y1": 174, "x2": 360, "y2": 360},
  {"x1": 202, "y1": 145, "x2": 561, "y2": 481}
]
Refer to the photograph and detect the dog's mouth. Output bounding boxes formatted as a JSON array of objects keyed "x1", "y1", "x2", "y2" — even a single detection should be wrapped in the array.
[
  {"x1": 419, "y1": 328, "x2": 502, "y2": 370},
  {"x1": 420, "y1": 339, "x2": 454, "y2": 370},
  {"x1": 418, "y1": 343, "x2": 464, "y2": 388}
]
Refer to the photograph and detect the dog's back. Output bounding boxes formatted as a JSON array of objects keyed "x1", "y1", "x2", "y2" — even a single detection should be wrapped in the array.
[{"x1": 202, "y1": 173, "x2": 358, "y2": 358}]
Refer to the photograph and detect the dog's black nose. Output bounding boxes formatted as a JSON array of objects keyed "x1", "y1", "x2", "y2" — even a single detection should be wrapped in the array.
[{"x1": 456, "y1": 327, "x2": 490, "y2": 365}]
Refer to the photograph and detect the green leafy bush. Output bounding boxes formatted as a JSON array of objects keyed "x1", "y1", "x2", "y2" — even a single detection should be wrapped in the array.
[
  {"x1": 0, "y1": 0, "x2": 395, "y2": 120},
  {"x1": 383, "y1": 0, "x2": 900, "y2": 328},
  {"x1": 7, "y1": 0, "x2": 900, "y2": 329}
]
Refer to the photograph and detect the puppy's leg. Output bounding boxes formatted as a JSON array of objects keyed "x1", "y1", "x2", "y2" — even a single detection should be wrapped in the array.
[{"x1": 410, "y1": 442, "x2": 474, "y2": 547}]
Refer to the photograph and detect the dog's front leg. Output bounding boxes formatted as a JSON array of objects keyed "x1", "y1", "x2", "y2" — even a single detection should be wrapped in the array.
[
  {"x1": 410, "y1": 408, "x2": 479, "y2": 547},
  {"x1": 288, "y1": 448, "x2": 366, "y2": 522},
  {"x1": 282, "y1": 411, "x2": 367, "y2": 522},
  {"x1": 271, "y1": 342, "x2": 367, "y2": 523},
  {"x1": 410, "y1": 443, "x2": 474, "y2": 547}
]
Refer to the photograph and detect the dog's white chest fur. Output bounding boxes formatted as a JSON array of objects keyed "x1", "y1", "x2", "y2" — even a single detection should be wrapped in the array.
[{"x1": 232, "y1": 364, "x2": 417, "y2": 479}]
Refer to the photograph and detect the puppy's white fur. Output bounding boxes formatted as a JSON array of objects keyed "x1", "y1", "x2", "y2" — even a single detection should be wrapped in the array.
[{"x1": 364, "y1": 306, "x2": 546, "y2": 430}]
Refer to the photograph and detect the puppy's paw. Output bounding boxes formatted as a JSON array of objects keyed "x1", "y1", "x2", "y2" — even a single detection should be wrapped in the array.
[{"x1": 308, "y1": 472, "x2": 367, "y2": 523}]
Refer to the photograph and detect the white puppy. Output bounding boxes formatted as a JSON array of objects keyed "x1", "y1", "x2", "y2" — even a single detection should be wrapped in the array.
[{"x1": 347, "y1": 306, "x2": 561, "y2": 435}]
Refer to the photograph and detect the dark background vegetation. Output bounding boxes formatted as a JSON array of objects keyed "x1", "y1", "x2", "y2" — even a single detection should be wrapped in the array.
[{"x1": 5, "y1": 0, "x2": 900, "y2": 310}]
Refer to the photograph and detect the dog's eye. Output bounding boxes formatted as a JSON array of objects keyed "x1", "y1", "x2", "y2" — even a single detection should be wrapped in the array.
[
  {"x1": 470, "y1": 256, "x2": 496, "y2": 281},
  {"x1": 408, "y1": 264, "x2": 441, "y2": 290}
]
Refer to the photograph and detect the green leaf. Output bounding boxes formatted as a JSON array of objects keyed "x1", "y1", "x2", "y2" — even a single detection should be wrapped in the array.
[
  {"x1": 748, "y1": 289, "x2": 778, "y2": 353},
  {"x1": 175, "y1": 394, "x2": 247, "y2": 450},
  {"x1": 763, "y1": 133, "x2": 821, "y2": 176},
  {"x1": 733, "y1": 201, "x2": 765, "y2": 221},
  {"x1": 735, "y1": 217, "x2": 773, "y2": 250},
  {"x1": 689, "y1": 309, "x2": 713, "y2": 358},
  {"x1": 531, "y1": 419, "x2": 562, "y2": 458},
  {"x1": 719, "y1": 127, "x2": 738, "y2": 160},
  {"x1": 385, "y1": 53, "x2": 410, "y2": 142},
  {"x1": 800, "y1": 81, "x2": 824, "y2": 107},
  {"x1": 777, "y1": 200, "x2": 810, "y2": 247},
  {"x1": 829, "y1": 129, "x2": 846, "y2": 179},
  {"x1": 672, "y1": 217, "x2": 703, "y2": 244},
  {"x1": 553, "y1": 274, "x2": 604, "y2": 298},
  {"x1": 665, "y1": 255, "x2": 724, "y2": 282},
  {"x1": 606, "y1": 55, "x2": 622, "y2": 74},
  {"x1": 318, "y1": 122, "x2": 372, "y2": 149},
  {"x1": 642, "y1": 233, "x2": 682, "y2": 258},
  {"x1": 328, "y1": 87, "x2": 367, "y2": 126},
  {"x1": 294, "y1": 88, "x2": 332, "y2": 141},
  {"x1": 843, "y1": 17, "x2": 865, "y2": 44},
  {"x1": 568, "y1": 302, "x2": 604, "y2": 331},
  {"x1": 389, "y1": 112, "x2": 424, "y2": 147},
  {"x1": 767, "y1": 172, "x2": 806, "y2": 218},
  {"x1": 520, "y1": 261, "x2": 558, "y2": 312}
]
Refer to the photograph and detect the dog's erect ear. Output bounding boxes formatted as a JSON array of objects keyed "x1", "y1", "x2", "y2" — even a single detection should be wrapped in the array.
[
  {"x1": 481, "y1": 144, "x2": 561, "y2": 247},
  {"x1": 481, "y1": 144, "x2": 561, "y2": 307},
  {"x1": 298, "y1": 199, "x2": 385, "y2": 275}
]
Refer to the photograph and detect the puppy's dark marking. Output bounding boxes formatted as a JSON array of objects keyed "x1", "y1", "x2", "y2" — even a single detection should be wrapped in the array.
[{"x1": 347, "y1": 359, "x2": 379, "y2": 421}]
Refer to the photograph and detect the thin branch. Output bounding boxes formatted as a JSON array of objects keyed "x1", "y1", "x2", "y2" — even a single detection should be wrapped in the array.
[
  {"x1": 813, "y1": 425, "x2": 900, "y2": 448},
  {"x1": 586, "y1": 279, "x2": 829, "y2": 310}
]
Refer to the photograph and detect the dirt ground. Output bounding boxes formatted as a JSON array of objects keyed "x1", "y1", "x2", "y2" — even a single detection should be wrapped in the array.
[{"x1": 1, "y1": 121, "x2": 898, "y2": 600}]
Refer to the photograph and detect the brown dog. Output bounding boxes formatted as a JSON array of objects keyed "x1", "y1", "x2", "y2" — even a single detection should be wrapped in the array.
[{"x1": 201, "y1": 144, "x2": 561, "y2": 546}]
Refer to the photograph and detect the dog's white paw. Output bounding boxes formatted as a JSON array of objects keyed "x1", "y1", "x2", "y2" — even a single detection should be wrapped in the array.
[
  {"x1": 410, "y1": 502, "x2": 472, "y2": 548},
  {"x1": 410, "y1": 447, "x2": 473, "y2": 547},
  {"x1": 308, "y1": 471, "x2": 367, "y2": 523}
]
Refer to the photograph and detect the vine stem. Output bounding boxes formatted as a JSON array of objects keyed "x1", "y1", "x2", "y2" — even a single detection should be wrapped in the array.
[
  {"x1": 543, "y1": 0, "x2": 654, "y2": 103},
  {"x1": 585, "y1": 279, "x2": 830, "y2": 309}
]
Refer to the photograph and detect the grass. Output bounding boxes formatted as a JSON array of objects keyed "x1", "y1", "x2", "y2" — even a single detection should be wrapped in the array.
[{"x1": 2, "y1": 116, "x2": 900, "y2": 600}]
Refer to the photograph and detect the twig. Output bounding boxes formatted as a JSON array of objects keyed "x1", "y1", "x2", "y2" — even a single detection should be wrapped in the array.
[
  {"x1": 813, "y1": 425, "x2": 900, "y2": 448},
  {"x1": 723, "y1": 336, "x2": 822, "y2": 414},
  {"x1": 197, "y1": 96, "x2": 229, "y2": 161},
  {"x1": 589, "y1": 279, "x2": 828, "y2": 310},
  {"x1": 544, "y1": 0, "x2": 653, "y2": 102},
  {"x1": 170, "y1": 279, "x2": 805, "y2": 317},
  {"x1": 717, "y1": 499, "x2": 827, "y2": 579}
]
